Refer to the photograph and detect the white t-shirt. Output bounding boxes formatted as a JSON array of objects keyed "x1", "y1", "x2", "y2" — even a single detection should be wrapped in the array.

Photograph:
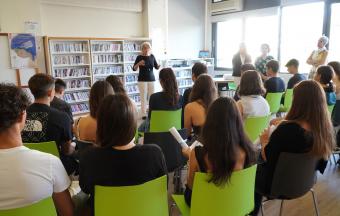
[
  {"x1": 0, "y1": 146, "x2": 71, "y2": 209},
  {"x1": 240, "y1": 95, "x2": 270, "y2": 119}
]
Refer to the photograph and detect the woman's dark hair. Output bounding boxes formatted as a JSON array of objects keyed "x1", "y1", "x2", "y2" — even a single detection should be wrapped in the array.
[
  {"x1": 316, "y1": 65, "x2": 334, "y2": 91},
  {"x1": 89, "y1": 81, "x2": 114, "y2": 118},
  {"x1": 106, "y1": 75, "x2": 126, "y2": 95},
  {"x1": 201, "y1": 97, "x2": 256, "y2": 186},
  {"x1": 240, "y1": 64, "x2": 255, "y2": 73},
  {"x1": 192, "y1": 62, "x2": 208, "y2": 78},
  {"x1": 239, "y1": 70, "x2": 265, "y2": 96},
  {"x1": 96, "y1": 94, "x2": 137, "y2": 147},
  {"x1": 159, "y1": 68, "x2": 180, "y2": 106},
  {"x1": 189, "y1": 74, "x2": 217, "y2": 111},
  {"x1": 328, "y1": 61, "x2": 340, "y2": 80},
  {"x1": 28, "y1": 73, "x2": 55, "y2": 99},
  {"x1": 285, "y1": 80, "x2": 334, "y2": 158},
  {"x1": 0, "y1": 83, "x2": 30, "y2": 133}
]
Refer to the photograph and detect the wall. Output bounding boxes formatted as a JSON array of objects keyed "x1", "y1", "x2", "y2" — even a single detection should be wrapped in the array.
[
  {"x1": 40, "y1": 3, "x2": 144, "y2": 38},
  {"x1": 167, "y1": 0, "x2": 205, "y2": 59}
]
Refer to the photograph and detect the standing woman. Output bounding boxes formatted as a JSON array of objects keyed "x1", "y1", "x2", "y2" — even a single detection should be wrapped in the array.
[
  {"x1": 307, "y1": 36, "x2": 329, "y2": 79},
  {"x1": 232, "y1": 43, "x2": 252, "y2": 86},
  {"x1": 133, "y1": 42, "x2": 160, "y2": 118},
  {"x1": 255, "y1": 43, "x2": 274, "y2": 80}
]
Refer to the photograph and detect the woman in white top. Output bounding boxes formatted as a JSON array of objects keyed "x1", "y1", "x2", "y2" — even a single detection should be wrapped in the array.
[
  {"x1": 307, "y1": 36, "x2": 329, "y2": 79},
  {"x1": 237, "y1": 70, "x2": 270, "y2": 119}
]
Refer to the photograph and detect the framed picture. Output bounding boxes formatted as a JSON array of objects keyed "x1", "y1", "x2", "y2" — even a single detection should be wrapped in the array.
[{"x1": 9, "y1": 33, "x2": 38, "y2": 69}]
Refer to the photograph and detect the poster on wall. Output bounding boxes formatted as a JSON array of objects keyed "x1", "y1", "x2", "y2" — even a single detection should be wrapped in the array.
[{"x1": 8, "y1": 33, "x2": 38, "y2": 69}]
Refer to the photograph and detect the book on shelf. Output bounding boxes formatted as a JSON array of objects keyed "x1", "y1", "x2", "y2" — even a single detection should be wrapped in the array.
[
  {"x1": 124, "y1": 54, "x2": 139, "y2": 62},
  {"x1": 54, "y1": 67, "x2": 89, "y2": 78},
  {"x1": 93, "y1": 65, "x2": 123, "y2": 75},
  {"x1": 52, "y1": 42, "x2": 88, "y2": 53},
  {"x1": 64, "y1": 91, "x2": 90, "y2": 103},
  {"x1": 126, "y1": 85, "x2": 139, "y2": 94},
  {"x1": 64, "y1": 79, "x2": 91, "y2": 89},
  {"x1": 125, "y1": 74, "x2": 138, "y2": 83},
  {"x1": 71, "y1": 103, "x2": 90, "y2": 114},
  {"x1": 124, "y1": 43, "x2": 141, "y2": 52},
  {"x1": 92, "y1": 54, "x2": 123, "y2": 64},
  {"x1": 53, "y1": 55, "x2": 87, "y2": 65},
  {"x1": 177, "y1": 79, "x2": 193, "y2": 87},
  {"x1": 91, "y1": 43, "x2": 122, "y2": 52}
]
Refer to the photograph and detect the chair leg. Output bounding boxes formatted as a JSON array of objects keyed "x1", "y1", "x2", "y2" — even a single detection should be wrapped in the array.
[
  {"x1": 169, "y1": 203, "x2": 176, "y2": 216},
  {"x1": 279, "y1": 200, "x2": 284, "y2": 216},
  {"x1": 311, "y1": 189, "x2": 320, "y2": 216},
  {"x1": 260, "y1": 203, "x2": 265, "y2": 216}
]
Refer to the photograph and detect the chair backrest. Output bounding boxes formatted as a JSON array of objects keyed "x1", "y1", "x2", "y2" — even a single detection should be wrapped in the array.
[
  {"x1": 150, "y1": 109, "x2": 182, "y2": 132},
  {"x1": 228, "y1": 82, "x2": 237, "y2": 90},
  {"x1": 270, "y1": 152, "x2": 319, "y2": 199},
  {"x1": 328, "y1": 105, "x2": 335, "y2": 114},
  {"x1": 266, "y1": 92, "x2": 284, "y2": 113},
  {"x1": 283, "y1": 89, "x2": 293, "y2": 111},
  {"x1": 244, "y1": 116, "x2": 270, "y2": 143},
  {"x1": 95, "y1": 175, "x2": 168, "y2": 216},
  {"x1": 0, "y1": 197, "x2": 56, "y2": 216},
  {"x1": 144, "y1": 129, "x2": 187, "y2": 172},
  {"x1": 24, "y1": 141, "x2": 60, "y2": 157},
  {"x1": 190, "y1": 165, "x2": 257, "y2": 216}
]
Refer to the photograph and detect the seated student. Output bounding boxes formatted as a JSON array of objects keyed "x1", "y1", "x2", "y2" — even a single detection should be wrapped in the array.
[
  {"x1": 328, "y1": 61, "x2": 340, "y2": 126},
  {"x1": 148, "y1": 68, "x2": 183, "y2": 118},
  {"x1": 106, "y1": 75, "x2": 126, "y2": 95},
  {"x1": 314, "y1": 65, "x2": 336, "y2": 106},
  {"x1": 233, "y1": 63, "x2": 256, "y2": 102},
  {"x1": 0, "y1": 84, "x2": 73, "y2": 215},
  {"x1": 21, "y1": 74, "x2": 76, "y2": 175},
  {"x1": 51, "y1": 79, "x2": 73, "y2": 124},
  {"x1": 184, "y1": 74, "x2": 217, "y2": 138},
  {"x1": 183, "y1": 97, "x2": 256, "y2": 206},
  {"x1": 236, "y1": 70, "x2": 270, "y2": 119},
  {"x1": 264, "y1": 60, "x2": 286, "y2": 94},
  {"x1": 79, "y1": 94, "x2": 167, "y2": 213},
  {"x1": 285, "y1": 59, "x2": 306, "y2": 89},
  {"x1": 74, "y1": 81, "x2": 114, "y2": 143},
  {"x1": 183, "y1": 63, "x2": 208, "y2": 108},
  {"x1": 251, "y1": 80, "x2": 334, "y2": 215}
]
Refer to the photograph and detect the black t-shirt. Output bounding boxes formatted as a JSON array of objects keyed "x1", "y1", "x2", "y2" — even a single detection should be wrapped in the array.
[
  {"x1": 21, "y1": 103, "x2": 72, "y2": 151},
  {"x1": 51, "y1": 96, "x2": 74, "y2": 124},
  {"x1": 264, "y1": 77, "x2": 286, "y2": 93},
  {"x1": 287, "y1": 73, "x2": 306, "y2": 89},
  {"x1": 261, "y1": 122, "x2": 327, "y2": 193},
  {"x1": 133, "y1": 54, "x2": 158, "y2": 82},
  {"x1": 148, "y1": 92, "x2": 184, "y2": 118},
  {"x1": 79, "y1": 144, "x2": 167, "y2": 207},
  {"x1": 182, "y1": 87, "x2": 192, "y2": 108}
]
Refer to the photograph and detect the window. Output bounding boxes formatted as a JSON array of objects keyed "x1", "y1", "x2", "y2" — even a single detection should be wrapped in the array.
[
  {"x1": 280, "y1": 2, "x2": 324, "y2": 73},
  {"x1": 329, "y1": 3, "x2": 340, "y2": 62},
  {"x1": 216, "y1": 19, "x2": 242, "y2": 68},
  {"x1": 244, "y1": 15, "x2": 279, "y2": 61}
]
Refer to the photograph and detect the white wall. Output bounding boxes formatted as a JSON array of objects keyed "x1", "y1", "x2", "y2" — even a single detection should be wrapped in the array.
[
  {"x1": 167, "y1": 0, "x2": 205, "y2": 59},
  {"x1": 40, "y1": 3, "x2": 144, "y2": 38}
]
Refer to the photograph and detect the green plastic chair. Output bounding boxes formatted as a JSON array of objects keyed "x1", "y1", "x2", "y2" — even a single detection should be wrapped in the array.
[
  {"x1": 279, "y1": 89, "x2": 293, "y2": 112},
  {"x1": 150, "y1": 109, "x2": 182, "y2": 132},
  {"x1": 328, "y1": 105, "x2": 335, "y2": 114},
  {"x1": 244, "y1": 116, "x2": 270, "y2": 143},
  {"x1": 172, "y1": 165, "x2": 257, "y2": 216},
  {"x1": 0, "y1": 197, "x2": 56, "y2": 216},
  {"x1": 266, "y1": 92, "x2": 284, "y2": 114},
  {"x1": 95, "y1": 175, "x2": 168, "y2": 216},
  {"x1": 24, "y1": 141, "x2": 60, "y2": 157},
  {"x1": 228, "y1": 82, "x2": 237, "y2": 90}
]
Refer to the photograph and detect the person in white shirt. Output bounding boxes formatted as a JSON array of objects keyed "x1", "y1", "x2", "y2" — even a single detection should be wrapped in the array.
[
  {"x1": 236, "y1": 70, "x2": 270, "y2": 119},
  {"x1": 307, "y1": 36, "x2": 329, "y2": 79},
  {"x1": 0, "y1": 83, "x2": 73, "y2": 216}
]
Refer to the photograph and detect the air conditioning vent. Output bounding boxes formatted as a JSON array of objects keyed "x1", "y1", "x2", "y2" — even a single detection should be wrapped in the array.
[{"x1": 211, "y1": 0, "x2": 243, "y2": 15}]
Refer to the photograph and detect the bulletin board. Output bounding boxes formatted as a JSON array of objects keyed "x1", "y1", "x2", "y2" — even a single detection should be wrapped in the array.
[{"x1": 0, "y1": 33, "x2": 47, "y2": 87}]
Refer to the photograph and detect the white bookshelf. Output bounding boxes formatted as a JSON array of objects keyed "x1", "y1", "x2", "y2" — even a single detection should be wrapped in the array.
[
  {"x1": 163, "y1": 58, "x2": 215, "y2": 95},
  {"x1": 48, "y1": 39, "x2": 92, "y2": 116}
]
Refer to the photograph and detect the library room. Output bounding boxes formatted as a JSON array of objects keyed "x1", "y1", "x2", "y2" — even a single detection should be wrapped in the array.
[{"x1": 0, "y1": 0, "x2": 340, "y2": 215}]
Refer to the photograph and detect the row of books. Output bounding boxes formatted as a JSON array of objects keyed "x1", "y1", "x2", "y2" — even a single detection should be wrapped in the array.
[
  {"x1": 177, "y1": 79, "x2": 193, "y2": 87},
  {"x1": 175, "y1": 70, "x2": 192, "y2": 77},
  {"x1": 71, "y1": 103, "x2": 89, "y2": 113},
  {"x1": 64, "y1": 91, "x2": 90, "y2": 102},
  {"x1": 124, "y1": 54, "x2": 139, "y2": 62},
  {"x1": 54, "y1": 68, "x2": 89, "y2": 78},
  {"x1": 65, "y1": 79, "x2": 91, "y2": 89},
  {"x1": 52, "y1": 43, "x2": 88, "y2": 53},
  {"x1": 130, "y1": 95, "x2": 141, "y2": 103},
  {"x1": 53, "y1": 55, "x2": 87, "y2": 65},
  {"x1": 124, "y1": 43, "x2": 141, "y2": 52},
  {"x1": 92, "y1": 54, "x2": 123, "y2": 64},
  {"x1": 125, "y1": 74, "x2": 138, "y2": 83},
  {"x1": 93, "y1": 66, "x2": 123, "y2": 75},
  {"x1": 125, "y1": 65, "x2": 134, "y2": 73},
  {"x1": 91, "y1": 43, "x2": 122, "y2": 52},
  {"x1": 126, "y1": 85, "x2": 138, "y2": 94}
]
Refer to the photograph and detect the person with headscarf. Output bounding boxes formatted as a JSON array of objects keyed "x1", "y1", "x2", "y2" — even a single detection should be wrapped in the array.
[{"x1": 307, "y1": 36, "x2": 329, "y2": 79}]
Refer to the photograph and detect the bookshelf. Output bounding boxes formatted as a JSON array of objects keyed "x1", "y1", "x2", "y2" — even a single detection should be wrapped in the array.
[
  {"x1": 47, "y1": 39, "x2": 92, "y2": 116},
  {"x1": 163, "y1": 58, "x2": 215, "y2": 95},
  {"x1": 46, "y1": 37, "x2": 151, "y2": 116}
]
